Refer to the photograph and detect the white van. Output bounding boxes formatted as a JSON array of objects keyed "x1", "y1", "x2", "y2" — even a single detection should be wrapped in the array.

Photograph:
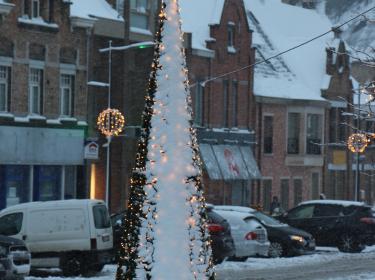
[{"x1": 0, "y1": 199, "x2": 113, "y2": 276}]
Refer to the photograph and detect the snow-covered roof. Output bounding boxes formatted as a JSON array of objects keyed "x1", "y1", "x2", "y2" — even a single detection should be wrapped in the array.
[
  {"x1": 179, "y1": 0, "x2": 225, "y2": 51},
  {"x1": 244, "y1": 0, "x2": 333, "y2": 101},
  {"x1": 69, "y1": 0, "x2": 123, "y2": 22},
  {"x1": 299, "y1": 199, "x2": 366, "y2": 207}
]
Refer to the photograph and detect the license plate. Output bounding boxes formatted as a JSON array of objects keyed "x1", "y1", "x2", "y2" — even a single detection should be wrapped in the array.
[{"x1": 102, "y1": 235, "x2": 110, "y2": 242}]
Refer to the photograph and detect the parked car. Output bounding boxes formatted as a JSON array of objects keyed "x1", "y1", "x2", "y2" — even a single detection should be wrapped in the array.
[
  {"x1": 206, "y1": 206, "x2": 235, "y2": 264},
  {"x1": 0, "y1": 234, "x2": 30, "y2": 279},
  {"x1": 214, "y1": 209, "x2": 269, "y2": 260},
  {"x1": 215, "y1": 206, "x2": 315, "y2": 258},
  {"x1": 276, "y1": 200, "x2": 375, "y2": 253},
  {"x1": 110, "y1": 211, "x2": 126, "y2": 262},
  {"x1": 0, "y1": 199, "x2": 113, "y2": 276}
]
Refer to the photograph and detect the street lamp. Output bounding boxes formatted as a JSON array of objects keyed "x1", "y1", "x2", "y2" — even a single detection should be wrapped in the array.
[{"x1": 88, "y1": 40, "x2": 155, "y2": 208}]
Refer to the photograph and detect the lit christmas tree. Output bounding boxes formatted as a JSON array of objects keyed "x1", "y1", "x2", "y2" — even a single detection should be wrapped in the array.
[{"x1": 116, "y1": 0, "x2": 214, "y2": 279}]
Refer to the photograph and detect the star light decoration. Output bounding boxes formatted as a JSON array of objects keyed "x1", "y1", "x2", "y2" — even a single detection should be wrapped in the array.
[
  {"x1": 347, "y1": 133, "x2": 371, "y2": 153},
  {"x1": 97, "y1": 108, "x2": 125, "y2": 137}
]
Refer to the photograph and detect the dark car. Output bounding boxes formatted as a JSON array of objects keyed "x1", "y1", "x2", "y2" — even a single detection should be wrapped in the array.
[
  {"x1": 206, "y1": 206, "x2": 235, "y2": 264},
  {"x1": 110, "y1": 211, "x2": 126, "y2": 262},
  {"x1": 277, "y1": 200, "x2": 375, "y2": 253},
  {"x1": 0, "y1": 234, "x2": 30, "y2": 280},
  {"x1": 215, "y1": 205, "x2": 315, "y2": 258}
]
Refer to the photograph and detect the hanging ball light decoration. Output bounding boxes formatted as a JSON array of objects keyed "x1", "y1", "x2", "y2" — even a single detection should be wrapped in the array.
[
  {"x1": 97, "y1": 108, "x2": 125, "y2": 137},
  {"x1": 347, "y1": 133, "x2": 370, "y2": 153}
]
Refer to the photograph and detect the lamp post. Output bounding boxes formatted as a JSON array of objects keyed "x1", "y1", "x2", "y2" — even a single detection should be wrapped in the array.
[{"x1": 88, "y1": 40, "x2": 155, "y2": 208}]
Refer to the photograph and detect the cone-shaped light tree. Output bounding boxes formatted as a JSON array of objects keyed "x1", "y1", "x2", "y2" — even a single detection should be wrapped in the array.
[{"x1": 116, "y1": 0, "x2": 215, "y2": 279}]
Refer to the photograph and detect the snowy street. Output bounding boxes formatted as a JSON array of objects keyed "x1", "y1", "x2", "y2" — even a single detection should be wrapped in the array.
[{"x1": 26, "y1": 247, "x2": 375, "y2": 280}]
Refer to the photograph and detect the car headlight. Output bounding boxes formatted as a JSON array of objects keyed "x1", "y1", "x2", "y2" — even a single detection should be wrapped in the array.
[
  {"x1": 289, "y1": 235, "x2": 305, "y2": 243},
  {"x1": 0, "y1": 245, "x2": 7, "y2": 256}
]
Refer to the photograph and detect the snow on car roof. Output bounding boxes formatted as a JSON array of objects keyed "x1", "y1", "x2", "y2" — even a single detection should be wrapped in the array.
[
  {"x1": 214, "y1": 209, "x2": 255, "y2": 222},
  {"x1": 214, "y1": 205, "x2": 256, "y2": 213},
  {"x1": 0, "y1": 199, "x2": 105, "y2": 213},
  {"x1": 299, "y1": 200, "x2": 365, "y2": 207}
]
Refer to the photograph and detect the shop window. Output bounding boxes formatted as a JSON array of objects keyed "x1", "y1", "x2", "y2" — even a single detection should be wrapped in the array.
[
  {"x1": 33, "y1": 166, "x2": 61, "y2": 201},
  {"x1": 306, "y1": 114, "x2": 322, "y2": 154},
  {"x1": 311, "y1": 172, "x2": 319, "y2": 199},
  {"x1": 263, "y1": 116, "x2": 273, "y2": 154},
  {"x1": 281, "y1": 179, "x2": 289, "y2": 210},
  {"x1": 0, "y1": 66, "x2": 11, "y2": 112},
  {"x1": 64, "y1": 166, "x2": 76, "y2": 199},
  {"x1": 293, "y1": 178, "x2": 303, "y2": 206},
  {"x1": 287, "y1": 113, "x2": 300, "y2": 154},
  {"x1": 0, "y1": 166, "x2": 30, "y2": 209},
  {"x1": 130, "y1": 0, "x2": 149, "y2": 30},
  {"x1": 29, "y1": 68, "x2": 43, "y2": 115},
  {"x1": 262, "y1": 179, "x2": 272, "y2": 212},
  {"x1": 60, "y1": 74, "x2": 74, "y2": 117}
]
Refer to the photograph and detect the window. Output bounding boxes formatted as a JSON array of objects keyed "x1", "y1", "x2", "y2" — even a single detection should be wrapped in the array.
[
  {"x1": 93, "y1": 205, "x2": 111, "y2": 229},
  {"x1": 227, "y1": 24, "x2": 235, "y2": 47},
  {"x1": 223, "y1": 80, "x2": 229, "y2": 127},
  {"x1": 60, "y1": 74, "x2": 74, "y2": 117},
  {"x1": 0, "y1": 66, "x2": 10, "y2": 112},
  {"x1": 288, "y1": 113, "x2": 300, "y2": 154},
  {"x1": 194, "y1": 82, "x2": 203, "y2": 125},
  {"x1": 288, "y1": 205, "x2": 314, "y2": 219},
  {"x1": 130, "y1": 0, "x2": 149, "y2": 30},
  {"x1": 29, "y1": 68, "x2": 43, "y2": 114},
  {"x1": 31, "y1": 0, "x2": 40, "y2": 18},
  {"x1": 33, "y1": 166, "x2": 61, "y2": 201},
  {"x1": 311, "y1": 173, "x2": 319, "y2": 200},
  {"x1": 306, "y1": 114, "x2": 322, "y2": 154},
  {"x1": 0, "y1": 213, "x2": 23, "y2": 236},
  {"x1": 293, "y1": 179, "x2": 303, "y2": 206},
  {"x1": 232, "y1": 81, "x2": 238, "y2": 127},
  {"x1": 264, "y1": 116, "x2": 273, "y2": 154},
  {"x1": 262, "y1": 179, "x2": 272, "y2": 212},
  {"x1": 313, "y1": 205, "x2": 342, "y2": 217},
  {"x1": 281, "y1": 179, "x2": 289, "y2": 210},
  {"x1": 116, "y1": 0, "x2": 124, "y2": 16}
]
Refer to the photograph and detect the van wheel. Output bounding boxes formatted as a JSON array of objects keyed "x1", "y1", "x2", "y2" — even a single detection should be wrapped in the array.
[
  {"x1": 268, "y1": 242, "x2": 284, "y2": 258},
  {"x1": 61, "y1": 255, "x2": 83, "y2": 277}
]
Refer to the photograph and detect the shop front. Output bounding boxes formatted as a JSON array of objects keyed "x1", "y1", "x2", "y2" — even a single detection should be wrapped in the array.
[{"x1": 0, "y1": 126, "x2": 85, "y2": 209}]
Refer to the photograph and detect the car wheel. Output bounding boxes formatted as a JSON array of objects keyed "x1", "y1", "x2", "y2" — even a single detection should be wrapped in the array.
[
  {"x1": 268, "y1": 242, "x2": 284, "y2": 258},
  {"x1": 337, "y1": 234, "x2": 364, "y2": 253},
  {"x1": 61, "y1": 255, "x2": 86, "y2": 277}
]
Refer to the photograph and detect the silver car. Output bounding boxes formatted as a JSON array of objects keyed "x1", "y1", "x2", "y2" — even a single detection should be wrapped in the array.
[{"x1": 214, "y1": 208, "x2": 269, "y2": 260}]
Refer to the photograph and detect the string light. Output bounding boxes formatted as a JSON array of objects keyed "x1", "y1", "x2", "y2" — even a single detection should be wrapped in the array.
[
  {"x1": 97, "y1": 108, "x2": 125, "y2": 136},
  {"x1": 347, "y1": 133, "x2": 370, "y2": 153}
]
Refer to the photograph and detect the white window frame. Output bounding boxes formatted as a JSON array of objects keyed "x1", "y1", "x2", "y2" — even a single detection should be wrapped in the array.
[
  {"x1": 29, "y1": 68, "x2": 42, "y2": 115},
  {"x1": 130, "y1": 0, "x2": 150, "y2": 30},
  {"x1": 31, "y1": 0, "x2": 40, "y2": 18},
  {"x1": 60, "y1": 74, "x2": 74, "y2": 117},
  {"x1": 0, "y1": 66, "x2": 9, "y2": 112}
]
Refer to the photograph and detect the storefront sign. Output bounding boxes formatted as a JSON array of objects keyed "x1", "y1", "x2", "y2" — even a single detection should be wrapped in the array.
[{"x1": 84, "y1": 141, "x2": 99, "y2": 160}]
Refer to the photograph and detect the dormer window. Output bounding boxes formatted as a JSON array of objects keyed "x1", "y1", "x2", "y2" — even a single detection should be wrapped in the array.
[
  {"x1": 31, "y1": 0, "x2": 39, "y2": 18},
  {"x1": 227, "y1": 22, "x2": 236, "y2": 53}
]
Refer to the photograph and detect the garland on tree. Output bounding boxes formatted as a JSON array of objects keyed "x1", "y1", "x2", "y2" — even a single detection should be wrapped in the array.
[{"x1": 115, "y1": 5, "x2": 165, "y2": 280}]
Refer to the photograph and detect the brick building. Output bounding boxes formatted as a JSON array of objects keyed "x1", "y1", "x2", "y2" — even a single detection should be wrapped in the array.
[
  {"x1": 0, "y1": 0, "x2": 90, "y2": 209},
  {"x1": 180, "y1": 0, "x2": 261, "y2": 206}
]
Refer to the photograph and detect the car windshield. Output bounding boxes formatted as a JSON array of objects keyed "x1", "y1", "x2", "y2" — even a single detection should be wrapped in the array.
[{"x1": 253, "y1": 211, "x2": 283, "y2": 226}]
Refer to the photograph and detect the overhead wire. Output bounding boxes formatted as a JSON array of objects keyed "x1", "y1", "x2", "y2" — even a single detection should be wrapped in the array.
[{"x1": 193, "y1": 5, "x2": 375, "y2": 88}]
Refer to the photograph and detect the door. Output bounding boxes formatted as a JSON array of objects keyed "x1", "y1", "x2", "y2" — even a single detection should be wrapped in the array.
[{"x1": 91, "y1": 203, "x2": 113, "y2": 250}]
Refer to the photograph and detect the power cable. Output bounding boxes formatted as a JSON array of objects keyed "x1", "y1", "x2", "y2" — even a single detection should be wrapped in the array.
[{"x1": 195, "y1": 5, "x2": 375, "y2": 88}]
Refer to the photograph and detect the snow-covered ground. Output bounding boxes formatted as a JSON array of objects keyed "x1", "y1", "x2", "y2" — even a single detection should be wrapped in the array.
[{"x1": 26, "y1": 246, "x2": 375, "y2": 280}]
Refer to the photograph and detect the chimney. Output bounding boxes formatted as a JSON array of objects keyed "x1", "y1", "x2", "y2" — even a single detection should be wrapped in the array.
[{"x1": 332, "y1": 26, "x2": 343, "y2": 39}]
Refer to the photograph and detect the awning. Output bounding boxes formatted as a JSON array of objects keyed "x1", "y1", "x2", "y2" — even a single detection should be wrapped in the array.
[{"x1": 199, "y1": 144, "x2": 261, "y2": 180}]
